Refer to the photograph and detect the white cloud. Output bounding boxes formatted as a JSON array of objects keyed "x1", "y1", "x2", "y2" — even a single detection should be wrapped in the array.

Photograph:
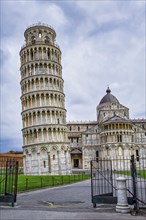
[{"x1": 63, "y1": 18, "x2": 145, "y2": 120}]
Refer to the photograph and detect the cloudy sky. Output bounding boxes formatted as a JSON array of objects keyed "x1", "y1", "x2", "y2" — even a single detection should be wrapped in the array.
[{"x1": 0, "y1": 0, "x2": 145, "y2": 153}]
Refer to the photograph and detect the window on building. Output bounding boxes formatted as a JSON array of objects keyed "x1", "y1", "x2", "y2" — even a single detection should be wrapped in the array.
[
  {"x1": 47, "y1": 51, "x2": 50, "y2": 59},
  {"x1": 34, "y1": 131, "x2": 37, "y2": 138},
  {"x1": 30, "y1": 50, "x2": 33, "y2": 60},
  {"x1": 118, "y1": 147, "x2": 122, "y2": 156},
  {"x1": 136, "y1": 150, "x2": 139, "y2": 162},
  {"x1": 117, "y1": 135, "x2": 122, "y2": 142},
  {"x1": 105, "y1": 125, "x2": 108, "y2": 130},
  {"x1": 70, "y1": 126, "x2": 72, "y2": 131},
  {"x1": 31, "y1": 36, "x2": 36, "y2": 44},
  {"x1": 53, "y1": 155, "x2": 55, "y2": 160},
  {"x1": 43, "y1": 160, "x2": 46, "y2": 168},
  {"x1": 45, "y1": 36, "x2": 50, "y2": 44},
  {"x1": 96, "y1": 151, "x2": 99, "y2": 162},
  {"x1": 78, "y1": 126, "x2": 80, "y2": 131}
]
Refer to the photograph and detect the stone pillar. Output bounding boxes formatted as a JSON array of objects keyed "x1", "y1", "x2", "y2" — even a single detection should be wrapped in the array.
[
  {"x1": 57, "y1": 150, "x2": 61, "y2": 174},
  {"x1": 116, "y1": 177, "x2": 130, "y2": 213}
]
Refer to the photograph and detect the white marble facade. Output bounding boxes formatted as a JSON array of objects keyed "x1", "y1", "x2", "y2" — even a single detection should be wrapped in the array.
[
  {"x1": 20, "y1": 23, "x2": 71, "y2": 175},
  {"x1": 67, "y1": 88, "x2": 146, "y2": 170}
]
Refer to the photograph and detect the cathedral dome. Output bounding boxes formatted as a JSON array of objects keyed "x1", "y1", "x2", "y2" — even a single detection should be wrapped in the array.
[{"x1": 99, "y1": 87, "x2": 119, "y2": 105}]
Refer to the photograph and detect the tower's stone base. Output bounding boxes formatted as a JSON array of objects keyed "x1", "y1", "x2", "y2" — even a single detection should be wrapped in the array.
[{"x1": 23, "y1": 143, "x2": 72, "y2": 175}]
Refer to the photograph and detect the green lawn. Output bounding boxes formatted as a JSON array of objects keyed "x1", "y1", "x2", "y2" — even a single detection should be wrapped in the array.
[
  {"x1": 17, "y1": 174, "x2": 90, "y2": 192},
  {"x1": 0, "y1": 172, "x2": 90, "y2": 194},
  {"x1": 115, "y1": 170, "x2": 146, "y2": 179},
  {"x1": 136, "y1": 170, "x2": 146, "y2": 179}
]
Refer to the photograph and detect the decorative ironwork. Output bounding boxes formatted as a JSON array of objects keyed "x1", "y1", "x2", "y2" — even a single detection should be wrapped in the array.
[
  {"x1": 0, "y1": 158, "x2": 19, "y2": 207},
  {"x1": 26, "y1": 22, "x2": 56, "y2": 32},
  {"x1": 91, "y1": 155, "x2": 146, "y2": 210},
  {"x1": 21, "y1": 41, "x2": 60, "y2": 50}
]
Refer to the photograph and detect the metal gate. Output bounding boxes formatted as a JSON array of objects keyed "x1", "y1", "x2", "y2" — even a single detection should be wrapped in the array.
[
  {"x1": 91, "y1": 155, "x2": 146, "y2": 210},
  {"x1": 0, "y1": 158, "x2": 19, "y2": 207}
]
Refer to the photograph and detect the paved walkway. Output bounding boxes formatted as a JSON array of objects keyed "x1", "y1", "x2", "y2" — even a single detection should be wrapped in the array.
[{"x1": 0, "y1": 180, "x2": 146, "y2": 220}]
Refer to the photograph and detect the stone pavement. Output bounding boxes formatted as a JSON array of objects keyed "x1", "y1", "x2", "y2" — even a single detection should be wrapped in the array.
[
  {"x1": 1, "y1": 209, "x2": 146, "y2": 220},
  {"x1": 0, "y1": 180, "x2": 146, "y2": 220}
]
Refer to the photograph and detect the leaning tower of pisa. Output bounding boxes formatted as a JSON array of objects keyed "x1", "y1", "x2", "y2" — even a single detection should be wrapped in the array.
[{"x1": 20, "y1": 23, "x2": 71, "y2": 175}]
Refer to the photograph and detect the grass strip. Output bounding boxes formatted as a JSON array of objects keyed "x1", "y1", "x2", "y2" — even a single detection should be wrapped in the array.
[
  {"x1": 114, "y1": 170, "x2": 146, "y2": 179},
  {"x1": 17, "y1": 174, "x2": 90, "y2": 192}
]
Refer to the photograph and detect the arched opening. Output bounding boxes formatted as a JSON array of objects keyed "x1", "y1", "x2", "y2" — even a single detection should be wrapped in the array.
[
  {"x1": 38, "y1": 31, "x2": 42, "y2": 38},
  {"x1": 31, "y1": 36, "x2": 36, "y2": 44}
]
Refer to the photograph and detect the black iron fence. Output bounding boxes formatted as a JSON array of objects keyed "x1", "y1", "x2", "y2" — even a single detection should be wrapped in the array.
[
  {"x1": 91, "y1": 155, "x2": 146, "y2": 210},
  {"x1": 0, "y1": 158, "x2": 19, "y2": 207},
  {"x1": 18, "y1": 174, "x2": 90, "y2": 192}
]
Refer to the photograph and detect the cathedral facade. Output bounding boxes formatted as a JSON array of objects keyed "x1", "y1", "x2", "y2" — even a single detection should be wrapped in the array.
[{"x1": 67, "y1": 88, "x2": 146, "y2": 170}]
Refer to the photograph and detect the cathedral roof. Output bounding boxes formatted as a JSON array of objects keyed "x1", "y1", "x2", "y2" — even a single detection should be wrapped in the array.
[
  {"x1": 103, "y1": 115, "x2": 130, "y2": 124},
  {"x1": 99, "y1": 87, "x2": 119, "y2": 105}
]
